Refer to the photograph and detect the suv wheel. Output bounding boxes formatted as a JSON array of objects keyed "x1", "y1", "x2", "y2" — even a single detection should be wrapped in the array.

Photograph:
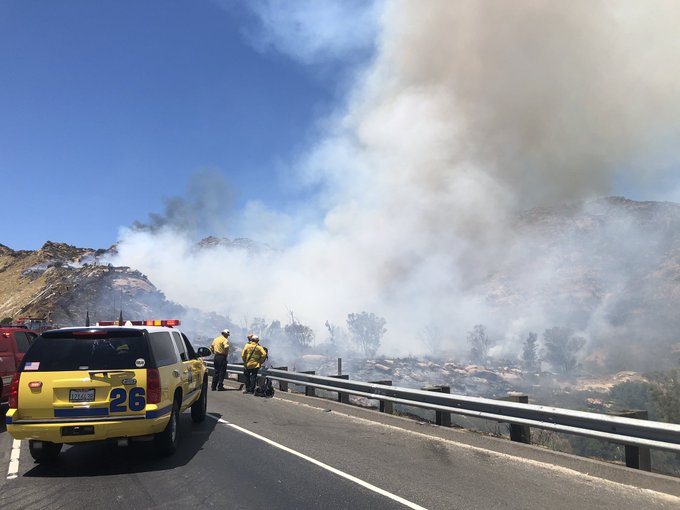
[
  {"x1": 191, "y1": 378, "x2": 208, "y2": 423},
  {"x1": 29, "y1": 440, "x2": 62, "y2": 462},
  {"x1": 155, "y1": 399, "x2": 180, "y2": 456}
]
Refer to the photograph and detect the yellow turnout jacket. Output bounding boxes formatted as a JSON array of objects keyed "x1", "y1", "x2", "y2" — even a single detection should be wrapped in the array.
[
  {"x1": 211, "y1": 335, "x2": 230, "y2": 355},
  {"x1": 241, "y1": 341, "x2": 267, "y2": 369}
]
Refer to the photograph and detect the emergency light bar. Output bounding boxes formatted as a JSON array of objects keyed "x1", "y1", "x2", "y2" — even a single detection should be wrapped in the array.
[{"x1": 95, "y1": 320, "x2": 181, "y2": 327}]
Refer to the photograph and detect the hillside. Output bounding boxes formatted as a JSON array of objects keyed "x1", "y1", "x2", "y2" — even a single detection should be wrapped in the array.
[
  {"x1": 0, "y1": 241, "x2": 177, "y2": 325},
  {"x1": 0, "y1": 241, "x2": 230, "y2": 344},
  {"x1": 486, "y1": 197, "x2": 680, "y2": 371}
]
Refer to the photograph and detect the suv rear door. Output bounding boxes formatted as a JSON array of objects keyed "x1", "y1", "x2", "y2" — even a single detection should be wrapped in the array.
[
  {"x1": 17, "y1": 329, "x2": 151, "y2": 421},
  {"x1": 171, "y1": 331, "x2": 203, "y2": 406}
]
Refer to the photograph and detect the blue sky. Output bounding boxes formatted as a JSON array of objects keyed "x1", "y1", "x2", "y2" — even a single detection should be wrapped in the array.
[{"x1": 0, "y1": 0, "x2": 378, "y2": 250}]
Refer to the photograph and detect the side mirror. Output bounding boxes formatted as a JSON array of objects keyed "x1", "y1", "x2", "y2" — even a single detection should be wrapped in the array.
[{"x1": 197, "y1": 347, "x2": 212, "y2": 358}]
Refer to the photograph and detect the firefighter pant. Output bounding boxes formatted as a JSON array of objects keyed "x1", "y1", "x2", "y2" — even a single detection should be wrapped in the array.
[
  {"x1": 212, "y1": 354, "x2": 227, "y2": 390},
  {"x1": 244, "y1": 367, "x2": 259, "y2": 393}
]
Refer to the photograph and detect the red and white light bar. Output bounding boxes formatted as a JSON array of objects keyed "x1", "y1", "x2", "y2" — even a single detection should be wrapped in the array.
[{"x1": 96, "y1": 320, "x2": 181, "y2": 327}]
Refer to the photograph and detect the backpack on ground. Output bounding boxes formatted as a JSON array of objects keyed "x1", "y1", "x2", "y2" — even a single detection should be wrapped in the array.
[{"x1": 254, "y1": 377, "x2": 275, "y2": 398}]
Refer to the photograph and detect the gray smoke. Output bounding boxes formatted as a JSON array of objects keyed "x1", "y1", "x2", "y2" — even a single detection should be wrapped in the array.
[{"x1": 131, "y1": 169, "x2": 235, "y2": 237}]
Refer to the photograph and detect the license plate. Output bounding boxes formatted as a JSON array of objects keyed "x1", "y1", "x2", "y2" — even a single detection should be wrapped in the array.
[
  {"x1": 69, "y1": 389, "x2": 95, "y2": 402},
  {"x1": 62, "y1": 425, "x2": 94, "y2": 436}
]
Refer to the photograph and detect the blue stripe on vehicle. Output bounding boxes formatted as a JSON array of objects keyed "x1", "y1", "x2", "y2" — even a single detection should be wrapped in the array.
[
  {"x1": 9, "y1": 407, "x2": 170, "y2": 422},
  {"x1": 55, "y1": 408, "x2": 110, "y2": 418},
  {"x1": 145, "y1": 404, "x2": 172, "y2": 419}
]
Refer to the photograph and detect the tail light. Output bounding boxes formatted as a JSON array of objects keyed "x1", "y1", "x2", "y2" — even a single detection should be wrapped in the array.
[
  {"x1": 147, "y1": 368, "x2": 161, "y2": 404},
  {"x1": 9, "y1": 372, "x2": 20, "y2": 408}
]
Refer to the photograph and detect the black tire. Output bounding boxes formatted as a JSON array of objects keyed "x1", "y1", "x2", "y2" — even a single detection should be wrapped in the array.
[
  {"x1": 155, "y1": 399, "x2": 180, "y2": 456},
  {"x1": 191, "y1": 378, "x2": 207, "y2": 423},
  {"x1": 28, "y1": 440, "x2": 62, "y2": 462}
]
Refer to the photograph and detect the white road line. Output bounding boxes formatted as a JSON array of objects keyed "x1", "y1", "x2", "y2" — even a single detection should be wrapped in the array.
[
  {"x1": 7, "y1": 439, "x2": 21, "y2": 479},
  {"x1": 209, "y1": 414, "x2": 428, "y2": 510}
]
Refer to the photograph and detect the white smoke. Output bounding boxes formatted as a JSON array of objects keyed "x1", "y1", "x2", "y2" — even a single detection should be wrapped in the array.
[
  {"x1": 235, "y1": 0, "x2": 383, "y2": 65},
  {"x1": 114, "y1": 1, "x2": 680, "y2": 360}
]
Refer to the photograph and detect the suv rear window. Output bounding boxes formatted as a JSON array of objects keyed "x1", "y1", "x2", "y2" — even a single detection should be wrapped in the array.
[{"x1": 22, "y1": 330, "x2": 150, "y2": 371}]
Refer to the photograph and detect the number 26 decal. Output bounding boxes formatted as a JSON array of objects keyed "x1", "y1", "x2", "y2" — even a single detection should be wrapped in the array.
[{"x1": 110, "y1": 387, "x2": 146, "y2": 412}]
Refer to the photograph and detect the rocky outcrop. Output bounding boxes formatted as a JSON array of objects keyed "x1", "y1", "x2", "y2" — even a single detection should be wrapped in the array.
[{"x1": 0, "y1": 241, "x2": 178, "y2": 327}]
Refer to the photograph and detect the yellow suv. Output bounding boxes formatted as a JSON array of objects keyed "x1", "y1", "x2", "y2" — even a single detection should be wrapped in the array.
[{"x1": 5, "y1": 320, "x2": 211, "y2": 461}]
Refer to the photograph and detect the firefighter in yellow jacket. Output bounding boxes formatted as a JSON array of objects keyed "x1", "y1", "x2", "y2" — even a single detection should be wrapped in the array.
[
  {"x1": 241, "y1": 334, "x2": 267, "y2": 394},
  {"x1": 210, "y1": 329, "x2": 230, "y2": 391}
]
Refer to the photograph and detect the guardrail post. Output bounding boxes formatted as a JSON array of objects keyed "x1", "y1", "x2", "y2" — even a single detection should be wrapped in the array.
[
  {"x1": 234, "y1": 362, "x2": 246, "y2": 385},
  {"x1": 272, "y1": 366, "x2": 288, "y2": 392},
  {"x1": 369, "y1": 380, "x2": 393, "y2": 414},
  {"x1": 506, "y1": 393, "x2": 531, "y2": 444},
  {"x1": 421, "y1": 385, "x2": 451, "y2": 426},
  {"x1": 330, "y1": 374, "x2": 350, "y2": 403},
  {"x1": 300, "y1": 371, "x2": 316, "y2": 397},
  {"x1": 613, "y1": 410, "x2": 652, "y2": 471}
]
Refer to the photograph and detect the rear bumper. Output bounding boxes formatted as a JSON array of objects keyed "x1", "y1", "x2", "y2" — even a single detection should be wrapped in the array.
[{"x1": 5, "y1": 407, "x2": 171, "y2": 444}]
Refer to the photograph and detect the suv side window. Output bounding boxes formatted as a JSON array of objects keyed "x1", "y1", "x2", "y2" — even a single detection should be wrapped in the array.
[
  {"x1": 149, "y1": 332, "x2": 179, "y2": 367},
  {"x1": 14, "y1": 332, "x2": 33, "y2": 353},
  {"x1": 181, "y1": 333, "x2": 198, "y2": 359},
  {"x1": 172, "y1": 332, "x2": 188, "y2": 362}
]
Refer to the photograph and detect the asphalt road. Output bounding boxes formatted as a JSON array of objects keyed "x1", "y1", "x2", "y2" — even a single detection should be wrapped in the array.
[{"x1": 2, "y1": 379, "x2": 680, "y2": 509}]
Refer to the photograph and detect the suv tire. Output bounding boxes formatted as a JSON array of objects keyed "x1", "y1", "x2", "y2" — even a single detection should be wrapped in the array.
[
  {"x1": 191, "y1": 378, "x2": 208, "y2": 423},
  {"x1": 155, "y1": 399, "x2": 180, "y2": 456},
  {"x1": 29, "y1": 440, "x2": 62, "y2": 462}
]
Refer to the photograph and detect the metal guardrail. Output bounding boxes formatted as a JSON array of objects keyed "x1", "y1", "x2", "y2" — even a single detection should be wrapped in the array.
[{"x1": 205, "y1": 361, "x2": 680, "y2": 457}]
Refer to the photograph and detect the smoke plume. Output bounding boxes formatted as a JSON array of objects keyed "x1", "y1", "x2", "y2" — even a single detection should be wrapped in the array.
[{"x1": 113, "y1": 1, "x2": 680, "y2": 364}]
